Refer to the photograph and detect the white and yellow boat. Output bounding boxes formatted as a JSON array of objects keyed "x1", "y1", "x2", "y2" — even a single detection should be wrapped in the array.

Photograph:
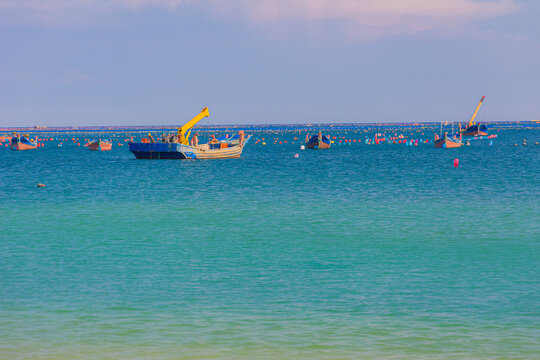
[{"x1": 128, "y1": 107, "x2": 251, "y2": 159}]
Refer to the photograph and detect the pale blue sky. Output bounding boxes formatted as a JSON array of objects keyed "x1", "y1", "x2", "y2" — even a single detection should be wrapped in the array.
[{"x1": 0, "y1": 0, "x2": 539, "y2": 126}]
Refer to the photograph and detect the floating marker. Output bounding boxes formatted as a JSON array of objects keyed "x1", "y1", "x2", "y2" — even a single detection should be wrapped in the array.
[
  {"x1": 293, "y1": 153, "x2": 299, "y2": 158},
  {"x1": 454, "y1": 158, "x2": 459, "y2": 168},
  {"x1": 300, "y1": 145, "x2": 305, "y2": 150}
]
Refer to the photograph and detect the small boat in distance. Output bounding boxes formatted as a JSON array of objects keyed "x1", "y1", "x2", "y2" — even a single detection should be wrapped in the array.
[
  {"x1": 434, "y1": 123, "x2": 462, "y2": 148},
  {"x1": 462, "y1": 96, "x2": 488, "y2": 136},
  {"x1": 88, "y1": 139, "x2": 112, "y2": 151},
  {"x1": 10, "y1": 133, "x2": 37, "y2": 150},
  {"x1": 434, "y1": 132, "x2": 463, "y2": 148},
  {"x1": 306, "y1": 131, "x2": 331, "y2": 149},
  {"x1": 128, "y1": 107, "x2": 251, "y2": 159}
]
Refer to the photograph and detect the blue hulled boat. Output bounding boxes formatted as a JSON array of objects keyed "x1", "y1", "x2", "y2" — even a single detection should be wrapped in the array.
[
  {"x1": 462, "y1": 123, "x2": 488, "y2": 137},
  {"x1": 461, "y1": 96, "x2": 488, "y2": 136},
  {"x1": 306, "y1": 131, "x2": 331, "y2": 149}
]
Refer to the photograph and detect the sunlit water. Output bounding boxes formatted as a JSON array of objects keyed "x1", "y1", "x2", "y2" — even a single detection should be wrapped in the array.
[{"x1": 1, "y1": 127, "x2": 539, "y2": 359}]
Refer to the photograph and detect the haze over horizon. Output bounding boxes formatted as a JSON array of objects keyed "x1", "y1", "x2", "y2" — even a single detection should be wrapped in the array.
[{"x1": 1, "y1": 0, "x2": 539, "y2": 127}]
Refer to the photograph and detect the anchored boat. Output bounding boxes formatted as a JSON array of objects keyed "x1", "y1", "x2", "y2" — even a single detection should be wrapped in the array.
[
  {"x1": 306, "y1": 131, "x2": 331, "y2": 149},
  {"x1": 434, "y1": 132, "x2": 462, "y2": 148},
  {"x1": 461, "y1": 96, "x2": 488, "y2": 136},
  {"x1": 434, "y1": 122, "x2": 462, "y2": 148},
  {"x1": 10, "y1": 133, "x2": 37, "y2": 150},
  {"x1": 128, "y1": 107, "x2": 251, "y2": 159},
  {"x1": 88, "y1": 139, "x2": 112, "y2": 151}
]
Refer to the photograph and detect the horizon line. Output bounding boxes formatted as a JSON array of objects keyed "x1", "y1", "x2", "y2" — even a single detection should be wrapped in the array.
[{"x1": 1, "y1": 120, "x2": 537, "y2": 132}]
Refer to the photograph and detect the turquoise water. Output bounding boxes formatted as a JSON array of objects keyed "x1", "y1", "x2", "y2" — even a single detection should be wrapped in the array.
[{"x1": 1, "y1": 127, "x2": 539, "y2": 359}]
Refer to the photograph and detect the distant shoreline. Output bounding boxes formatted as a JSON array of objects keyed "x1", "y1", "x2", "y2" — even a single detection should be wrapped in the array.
[{"x1": 1, "y1": 120, "x2": 538, "y2": 132}]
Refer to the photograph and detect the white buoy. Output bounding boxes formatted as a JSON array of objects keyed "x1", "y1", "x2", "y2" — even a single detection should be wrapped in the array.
[{"x1": 300, "y1": 145, "x2": 305, "y2": 150}]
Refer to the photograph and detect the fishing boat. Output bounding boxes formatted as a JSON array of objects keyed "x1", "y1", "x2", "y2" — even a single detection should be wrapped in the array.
[
  {"x1": 461, "y1": 96, "x2": 488, "y2": 136},
  {"x1": 128, "y1": 107, "x2": 251, "y2": 159},
  {"x1": 306, "y1": 131, "x2": 331, "y2": 149},
  {"x1": 434, "y1": 132, "x2": 462, "y2": 148},
  {"x1": 434, "y1": 123, "x2": 462, "y2": 148},
  {"x1": 10, "y1": 133, "x2": 37, "y2": 150},
  {"x1": 88, "y1": 139, "x2": 112, "y2": 151}
]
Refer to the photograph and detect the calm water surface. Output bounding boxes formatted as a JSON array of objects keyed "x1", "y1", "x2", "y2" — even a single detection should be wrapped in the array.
[{"x1": 1, "y1": 127, "x2": 539, "y2": 359}]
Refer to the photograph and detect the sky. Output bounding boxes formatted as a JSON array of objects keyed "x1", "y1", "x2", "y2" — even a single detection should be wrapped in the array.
[{"x1": 0, "y1": 0, "x2": 539, "y2": 126}]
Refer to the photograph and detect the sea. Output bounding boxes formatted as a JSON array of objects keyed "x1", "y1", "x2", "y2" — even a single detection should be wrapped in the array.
[{"x1": 1, "y1": 125, "x2": 539, "y2": 359}]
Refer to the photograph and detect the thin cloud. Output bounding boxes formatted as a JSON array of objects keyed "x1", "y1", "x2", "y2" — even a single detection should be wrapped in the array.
[
  {"x1": 210, "y1": 0, "x2": 521, "y2": 38},
  {"x1": 0, "y1": 0, "x2": 520, "y2": 38}
]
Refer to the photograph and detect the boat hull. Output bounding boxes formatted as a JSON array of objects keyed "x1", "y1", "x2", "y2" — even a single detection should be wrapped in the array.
[
  {"x1": 88, "y1": 140, "x2": 112, "y2": 151},
  {"x1": 434, "y1": 137, "x2": 462, "y2": 148},
  {"x1": 462, "y1": 124, "x2": 488, "y2": 137},
  {"x1": 128, "y1": 142, "x2": 246, "y2": 159},
  {"x1": 306, "y1": 134, "x2": 331, "y2": 149},
  {"x1": 10, "y1": 137, "x2": 37, "y2": 150}
]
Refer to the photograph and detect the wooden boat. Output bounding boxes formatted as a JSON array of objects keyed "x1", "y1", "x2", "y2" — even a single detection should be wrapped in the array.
[
  {"x1": 10, "y1": 133, "x2": 37, "y2": 150},
  {"x1": 306, "y1": 131, "x2": 331, "y2": 149},
  {"x1": 88, "y1": 139, "x2": 112, "y2": 151},
  {"x1": 434, "y1": 132, "x2": 462, "y2": 148},
  {"x1": 461, "y1": 96, "x2": 488, "y2": 136},
  {"x1": 128, "y1": 107, "x2": 251, "y2": 159}
]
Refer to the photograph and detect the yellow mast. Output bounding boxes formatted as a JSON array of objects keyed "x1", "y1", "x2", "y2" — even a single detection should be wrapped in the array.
[
  {"x1": 468, "y1": 96, "x2": 485, "y2": 126},
  {"x1": 177, "y1": 107, "x2": 209, "y2": 145}
]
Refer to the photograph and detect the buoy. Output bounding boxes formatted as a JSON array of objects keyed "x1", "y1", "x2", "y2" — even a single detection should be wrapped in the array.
[
  {"x1": 293, "y1": 153, "x2": 299, "y2": 158},
  {"x1": 300, "y1": 145, "x2": 305, "y2": 150},
  {"x1": 37, "y1": 183, "x2": 45, "y2": 188},
  {"x1": 454, "y1": 158, "x2": 459, "y2": 168}
]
